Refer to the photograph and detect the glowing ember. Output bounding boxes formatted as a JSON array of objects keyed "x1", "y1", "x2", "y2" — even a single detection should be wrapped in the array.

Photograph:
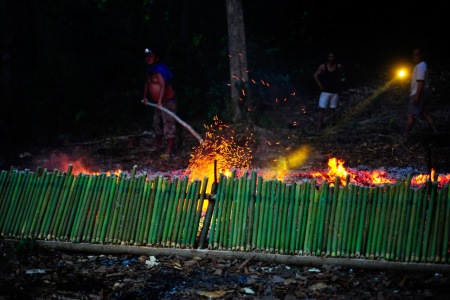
[{"x1": 185, "y1": 116, "x2": 253, "y2": 193}]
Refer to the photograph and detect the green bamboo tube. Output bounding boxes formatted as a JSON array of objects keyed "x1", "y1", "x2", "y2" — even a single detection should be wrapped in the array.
[
  {"x1": 179, "y1": 180, "x2": 198, "y2": 247},
  {"x1": 374, "y1": 186, "x2": 388, "y2": 258},
  {"x1": 314, "y1": 181, "x2": 328, "y2": 256},
  {"x1": 263, "y1": 180, "x2": 275, "y2": 252},
  {"x1": 28, "y1": 171, "x2": 53, "y2": 238},
  {"x1": 361, "y1": 188, "x2": 374, "y2": 258},
  {"x1": 85, "y1": 173, "x2": 107, "y2": 242},
  {"x1": 36, "y1": 170, "x2": 61, "y2": 238},
  {"x1": 332, "y1": 187, "x2": 345, "y2": 257},
  {"x1": 207, "y1": 173, "x2": 221, "y2": 249},
  {"x1": 394, "y1": 178, "x2": 411, "y2": 261},
  {"x1": 49, "y1": 172, "x2": 75, "y2": 240},
  {"x1": 175, "y1": 180, "x2": 191, "y2": 247},
  {"x1": 92, "y1": 174, "x2": 116, "y2": 243},
  {"x1": 219, "y1": 172, "x2": 235, "y2": 250},
  {"x1": 365, "y1": 187, "x2": 378, "y2": 258},
  {"x1": 289, "y1": 182, "x2": 303, "y2": 254},
  {"x1": 134, "y1": 175, "x2": 151, "y2": 245},
  {"x1": 0, "y1": 169, "x2": 17, "y2": 228},
  {"x1": 123, "y1": 174, "x2": 142, "y2": 245},
  {"x1": 385, "y1": 181, "x2": 402, "y2": 260},
  {"x1": 252, "y1": 175, "x2": 263, "y2": 250},
  {"x1": 400, "y1": 178, "x2": 414, "y2": 261},
  {"x1": 183, "y1": 180, "x2": 201, "y2": 247},
  {"x1": 40, "y1": 173, "x2": 66, "y2": 239},
  {"x1": 303, "y1": 181, "x2": 318, "y2": 255},
  {"x1": 142, "y1": 177, "x2": 157, "y2": 245},
  {"x1": 126, "y1": 169, "x2": 144, "y2": 245},
  {"x1": 190, "y1": 177, "x2": 209, "y2": 248},
  {"x1": 185, "y1": 179, "x2": 201, "y2": 247},
  {"x1": 413, "y1": 180, "x2": 430, "y2": 262},
  {"x1": 336, "y1": 176, "x2": 350, "y2": 257},
  {"x1": 0, "y1": 170, "x2": 12, "y2": 220},
  {"x1": 349, "y1": 186, "x2": 362, "y2": 257},
  {"x1": 170, "y1": 177, "x2": 188, "y2": 247},
  {"x1": 368, "y1": 186, "x2": 383, "y2": 259},
  {"x1": 10, "y1": 171, "x2": 36, "y2": 237},
  {"x1": 380, "y1": 185, "x2": 395, "y2": 259},
  {"x1": 325, "y1": 177, "x2": 339, "y2": 256},
  {"x1": 85, "y1": 173, "x2": 107, "y2": 243},
  {"x1": 270, "y1": 180, "x2": 281, "y2": 253},
  {"x1": 19, "y1": 171, "x2": 42, "y2": 238},
  {"x1": 229, "y1": 176, "x2": 241, "y2": 250},
  {"x1": 238, "y1": 175, "x2": 254, "y2": 251},
  {"x1": 162, "y1": 176, "x2": 179, "y2": 247},
  {"x1": 405, "y1": 188, "x2": 420, "y2": 262},
  {"x1": 346, "y1": 185, "x2": 358, "y2": 257},
  {"x1": 321, "y1": 185, "x2": 332, "y2": 256},
  {"x1": 421, "y1": 181, "x2": 438, "y2": 262},
  {"x1": 60, "y1": 174, "x2": 86, "y2": 240},
  {"x1": 355, "y1": 186, "x2": 369, "y2": 258},
  {"x1": 257, "y1": 179, "x2": 270, "y2": 251},
  {"x1": 161, "y1": 176, "x2": 179, "y2": 247},
  {"x1": 114, "y1": 175, "x2": 132, "y2": 244},
  {"x1": 9, "y1": 171, "x2": 30, "y2": 237},
  {"x1": 179, "y1": 180, "x2": 195, "y2": 247},
  {"x1": 148, "y1": 176, "x2": 165, "y2": 245},
  {"x1": 118, "y1": 173, "x2": 136, "y2": 245},
  {"x1": 349, "y1": 185, "x2": 362, "y2": 257},
  {"x1": 69, "y1": 173, "x2": 91, "y2": 241},
  {"x1": 0, "y1": 170, "x2": 22, "y2": 234},
  {"x1": 72, "y1": 174, "x2": 96, "y2": 242},
  {"x1": 245, "y1": 171, "x2": 257, "y2": 251},
  {"x1": 51, "y1": 166, "x2": 74, "y2": 239},
  {"x1": 211, "y1": 174, "x2": 226, "y2": 249},
  {"x1": 107, "y1": 176, "x2": 129, "y2": 244},
  {"x1": 284, "y1": 184, "x2": 294, "y2": 254},
  {"x1": 8, "y1": 170, "x2": 31, "y2": 237},
  {"x1": 93, "y1": 174, "x2": 114, "y2": 243},
  {"x1": 274, "y1": 179, "x2": 285, "y2": 253},
  {"x1": 442, "y1": 185, "x2": 450, "y2": 263},
  {"x1": 77, "y1": 173, "x2": 99, "y2": 242},
  {"x1": 280, "y1": 183, "x2": 291, "y2": 254},
  {"x1": 340, "y1": 183, "x2": 353, "y2": 257},
  {"x1": 237, "y1": 174, "x2": 249, "y2": 251},
  {"x1": 230, "y1": 176, "x2": 243, "y2": 251},
  {"x1": 157, "y1": 179, "x2": 173, "y2": 246},
  {"x1": 297, "y1": 181, "x2": 311, "y2": 254},
  {"x1": 435, "y1": 186, "x2": 449, "y2": 263},
  {"x1": 393, "y1": 179, "x2": 407, "y2": 260},
  {"x1": 429, "y1": 187, "x2": 444, "y2": 262},
  {"x1": 0, "y1": 170, "x2": 10, "y2": 200},
  {"x1": 171, "y1": 177, "x2": 189, "y2": 247}
]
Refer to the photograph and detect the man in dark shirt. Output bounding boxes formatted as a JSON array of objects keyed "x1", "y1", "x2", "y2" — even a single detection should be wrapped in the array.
[{"x1": 313, "y1": 51, "x2": 344, "y2": 129}]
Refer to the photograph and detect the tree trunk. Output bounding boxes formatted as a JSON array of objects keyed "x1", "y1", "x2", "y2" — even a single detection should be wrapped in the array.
[{"x1": 225, "y1": 0, "x2": 249, "y2": 123}]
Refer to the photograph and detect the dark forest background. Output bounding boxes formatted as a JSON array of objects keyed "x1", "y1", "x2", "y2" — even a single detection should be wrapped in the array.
[{"x1": 0, "y1": 0, "x2": 448, "y2": 166}]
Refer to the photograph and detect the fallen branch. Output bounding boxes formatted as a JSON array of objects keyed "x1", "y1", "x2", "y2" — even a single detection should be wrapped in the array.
[{"x1": 142, "y1": 100, "x2": 204, "y2": 144}]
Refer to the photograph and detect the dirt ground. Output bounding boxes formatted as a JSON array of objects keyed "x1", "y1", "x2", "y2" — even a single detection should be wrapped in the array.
[{"x1": 2, "y1": 81, "x2": 450, "y2": 299}]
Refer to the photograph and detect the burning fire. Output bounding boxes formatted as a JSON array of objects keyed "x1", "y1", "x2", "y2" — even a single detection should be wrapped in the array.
[{"x1": 185, "y1": 116, "x2": 254, "y2": 193}]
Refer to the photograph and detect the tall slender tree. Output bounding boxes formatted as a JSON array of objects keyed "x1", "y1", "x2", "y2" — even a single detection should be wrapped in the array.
[{"x1": 226, "y1": 0, "x2": 249, "y2": 123}]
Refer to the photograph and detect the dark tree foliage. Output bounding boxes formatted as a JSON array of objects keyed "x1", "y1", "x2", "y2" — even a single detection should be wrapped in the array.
[{"x1": 0, "y1": 0, "x2": 447, "y2": 163}]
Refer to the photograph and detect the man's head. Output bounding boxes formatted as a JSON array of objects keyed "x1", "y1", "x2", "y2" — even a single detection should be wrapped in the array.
[
  {"x1": 145, "y1": 49, "x2": 157, "y2": 65},
  {"x1": 412, "y1": 48, "x2": 424, "y2": 64}
]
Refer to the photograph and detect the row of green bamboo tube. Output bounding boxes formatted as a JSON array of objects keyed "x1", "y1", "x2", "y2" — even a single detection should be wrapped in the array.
[
  {"x1": 208, "y1": 170, "x2": 450, "y2": 263},
  {"x1": 1, "y1": 166, "x2": 449, "y2": 264},
  {"x1": 0, "y1": 166, "x2": 208, "y2": 248}
]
